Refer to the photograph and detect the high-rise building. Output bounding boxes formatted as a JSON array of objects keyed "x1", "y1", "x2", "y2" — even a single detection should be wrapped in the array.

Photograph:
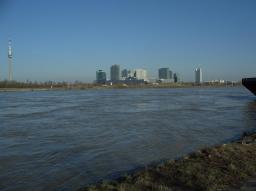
[
  {"x1": 96, "y1": 70, "x2": 107, "y2": 84},
  {"x1": 134, "y1": 69, "x2": 148, "y2": 81},
  {"x1": 158, "y1": 68, "x2": 170, "y2": 79},
  {"x1": 169, "y1": 70, "x2": 173, "y2": 79},
  {"x1": 195, "y1": 68, "x2": 203, "y2": 84},
  {"x1": 110, "y1": 64, "x2": 120, "y2": 82},
  {"x1": 121, "y1": 69, "x2": 130, "y2": 79}
]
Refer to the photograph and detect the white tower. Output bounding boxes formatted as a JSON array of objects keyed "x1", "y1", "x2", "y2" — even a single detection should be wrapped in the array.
[
  {"x1": 195, "y1": 68, "x2": 202, "y2": 84},
  {"x1": 8, "y1": 40, "x2": 13, "y2": 81}
]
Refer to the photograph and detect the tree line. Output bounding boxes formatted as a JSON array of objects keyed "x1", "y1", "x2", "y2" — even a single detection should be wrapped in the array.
[{"x1": 0, "y1": 80, "x2": 94, "y2": 89}]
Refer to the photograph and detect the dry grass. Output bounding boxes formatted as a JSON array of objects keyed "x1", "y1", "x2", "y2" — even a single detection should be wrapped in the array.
[{"x1": 80, "y1": 132, "x2": 256, "y2": 191}]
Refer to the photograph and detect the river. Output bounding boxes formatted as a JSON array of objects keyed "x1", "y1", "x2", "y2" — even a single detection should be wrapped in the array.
[{"x1": 0, "y1": 87, "x2": 255, "y2": 191}]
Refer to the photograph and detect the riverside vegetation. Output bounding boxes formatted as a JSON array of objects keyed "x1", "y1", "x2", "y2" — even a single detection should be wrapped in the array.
[
  {"x1": 0, "y1": 80, "x2": 241, "y2": 91},
  {"x1": 81, "y1": 132, "x2": 256, "y2": 191}
]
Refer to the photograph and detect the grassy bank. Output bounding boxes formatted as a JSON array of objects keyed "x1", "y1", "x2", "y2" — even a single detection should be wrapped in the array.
[{"x1": 81, "y1": 132, "x2": 256, "y2": 191}]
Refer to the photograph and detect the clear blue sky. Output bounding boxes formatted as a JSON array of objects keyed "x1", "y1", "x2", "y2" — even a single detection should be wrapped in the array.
[{"x1": 0, "y1": 0, "x2": 256, "y2": 82}]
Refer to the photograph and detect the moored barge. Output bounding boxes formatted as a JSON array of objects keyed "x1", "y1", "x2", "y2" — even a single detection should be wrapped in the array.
[{"x1": 242, "y1": 78, "x2": 256, "y2": 95}]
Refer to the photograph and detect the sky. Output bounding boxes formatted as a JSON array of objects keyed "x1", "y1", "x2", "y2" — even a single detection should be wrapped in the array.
[{"x1": 0, "y1": 0, "x2": 256, "y2": 82}]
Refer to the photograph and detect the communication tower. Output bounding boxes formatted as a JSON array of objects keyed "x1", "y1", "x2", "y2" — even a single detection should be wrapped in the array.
[{"x1": 8, "y1": 40, "x2": 13, "y2": 81}]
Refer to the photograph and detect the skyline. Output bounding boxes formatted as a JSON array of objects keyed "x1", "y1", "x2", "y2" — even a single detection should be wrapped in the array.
[{"x1": 0, "y1": 0, "x2": 256, "y2": 82}]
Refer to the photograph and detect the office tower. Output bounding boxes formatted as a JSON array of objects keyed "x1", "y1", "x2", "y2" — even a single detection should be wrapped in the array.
[
  {"x1": 134, "y1": 69, "x2": 148, "y2": 81},
  {"x1": 195, "y1": 68, "x2": 203, "y2": 84},
  {"x1": 8, "y1": 40, "x2": 13, "y2": 81},
  {"x1": 110, "y1": 64, "x2": 120, "y2": 81},
  {"x1": 169, "y1": 70, "x2": 173, "y2": 79},
  {"x1": 158, "y1": 68, "x2": 170, "y2": 79},
  {"x1": 96, "y1": 70, "x2": 107, "y2": 84}
]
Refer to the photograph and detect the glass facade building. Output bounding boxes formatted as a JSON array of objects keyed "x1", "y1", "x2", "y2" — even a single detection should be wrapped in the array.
[
  {"x1": 96, "y1": 70, "x2": 107, "y2": 84},
  {"x1": 159, "y1": 68, "x2": 171, "y2": 79},
  {"x1": 110, "y1": 64, "x2": 120, "y2": 82}
]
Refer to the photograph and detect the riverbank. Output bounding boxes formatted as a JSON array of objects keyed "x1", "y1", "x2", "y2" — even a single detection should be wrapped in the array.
[
  {"x1": 0, "y1": 82, "x2": 241, "y2": 92},
  {"x1": 81, "y1": 132, "x2": 256, "y2": 191},
  {"x1": 0, "y1": 88, "x2": 55, "y2": 92}
]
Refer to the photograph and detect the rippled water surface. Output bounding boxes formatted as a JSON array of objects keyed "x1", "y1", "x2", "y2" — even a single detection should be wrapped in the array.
[{"x1": 0, "y1": 87, "x2": 256, "y2": 191}]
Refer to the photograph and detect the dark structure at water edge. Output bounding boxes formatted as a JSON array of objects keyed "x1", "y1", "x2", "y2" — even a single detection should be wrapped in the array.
[{"x1": 242, "y1": 78, "x2": 256, "y2": 95}]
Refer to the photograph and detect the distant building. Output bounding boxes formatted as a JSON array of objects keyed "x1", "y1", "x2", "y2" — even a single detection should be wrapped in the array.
[
  {"x1": 134, "y1": 69, "x2": 148, "y2": 81},
  {"x1": 174, "y1": 73, "x2": 180, "y2": 83},
  {"x1": 121, "y1": 69, "x2": 133, "y2": 79},
  {"x1": 110, "y1": 64, "x2": 120, "y2": 82},
  {"x1": 159, "y1": 68, "x2": 170, "y2": 79},
  {"x1": 159, "y1": 79, "x2": 174, "y2": 83},
  {"x1": 121, "y1": 69, "x2": 128, "y2": 79},
  {"x1": 123, "y1": 76, "x2": 145, "y2": 85},
  {"x1": 195, "y1": 68, "x2": 203, "y2": 84},
  {"x1": 96, "y1": 70, "x2": 107, "y2": 84},
  {"x1": 169, "y1": 70, "x2": 173, "y2": 79}
]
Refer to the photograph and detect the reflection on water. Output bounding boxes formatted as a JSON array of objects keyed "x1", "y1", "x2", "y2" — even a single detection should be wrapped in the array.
[{"x1": 0, "y1": 87, "x2": 255, "y2": 191}]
